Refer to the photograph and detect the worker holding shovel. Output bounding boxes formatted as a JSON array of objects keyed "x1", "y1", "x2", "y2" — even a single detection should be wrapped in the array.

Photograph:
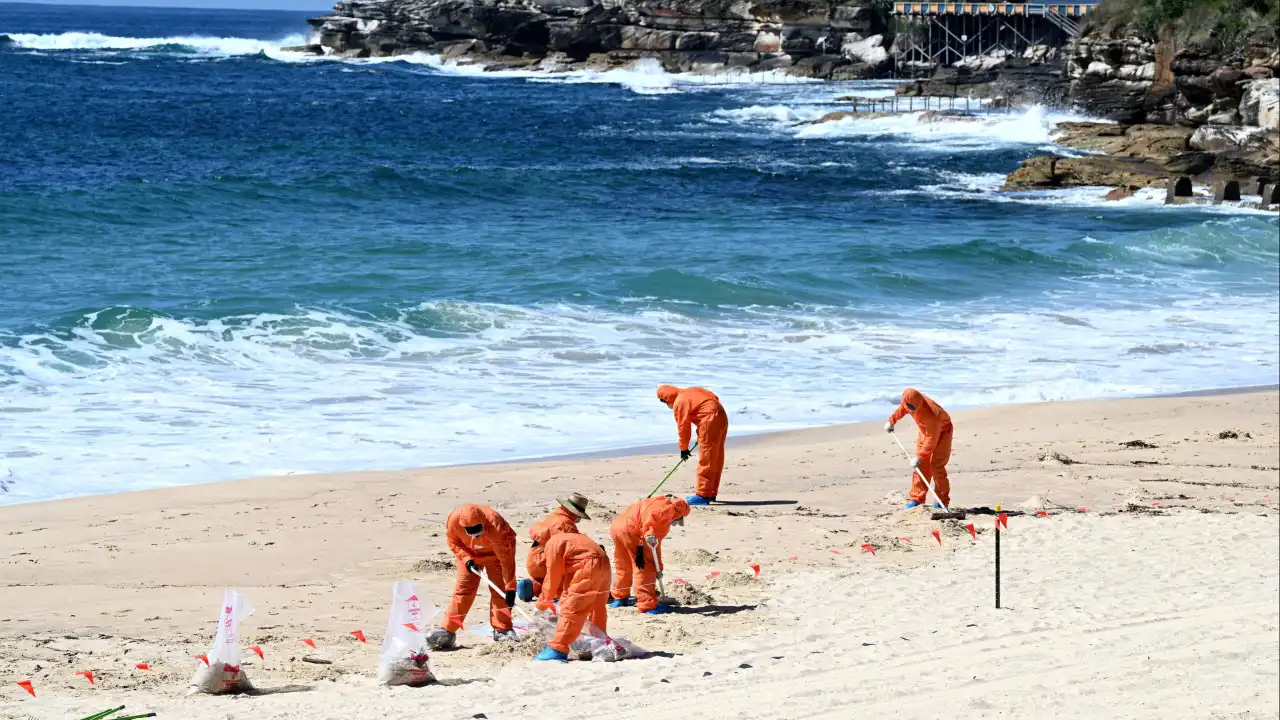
[
  {"x1": 427, "y1": 504, "x2": 519, "y2": 650},
  {"x1": 657, "y1": 384, "x2": 729, "y2": 506},
  {"x1": 886, "y1": 388, "x2": 954, "y2": 509},
  {"x1": 533, "y1": 531, "x2": 612, "y2": 662},
  {"x1": 609, "y1": 496, "x2": 690, "y2": 614}
]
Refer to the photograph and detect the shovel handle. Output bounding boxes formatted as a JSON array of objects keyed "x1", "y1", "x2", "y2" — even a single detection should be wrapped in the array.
[{"x1": 892, "y1": 432, "x2": 951, "y2": 513}]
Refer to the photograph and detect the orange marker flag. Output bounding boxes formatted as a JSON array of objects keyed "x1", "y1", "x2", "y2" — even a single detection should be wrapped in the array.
[
  {"x1": 195, "y1": 654, "x2": 209, "y2": 666},
  {"x1": 705, "y1": 570, "x2": 721, "y2": 580},
  {"x1": 350, "y1": 630, "x2": 367, "y2": 643},
  {"x1": 898, "y1": 537, "x2": 912, "y2": 544},
  {"x1": 930, "y1": 529, "x2": 941, "y2": 545},
  {"x1": 250, "y1": 646, "x2": 264, "y2": 660},
  {"x1": 302, "y1": 638, "x2": 317, "y2": 649},
  {"x1": 674, "y1": 578, "x2": 688, "y2": 585},
  {"x1": 749, "y1": 563, "x2": 761, "y2": 578},
  {"x1": 997, "y1": 513, "x2": 1008, "y2": 529},
  {"x1": 135, "y1": 663, "x2": 152, "y2": 671},
  {"x1": 1036, "y1": 510, "x2": 1049, "y2": 517},
  {"x1": 860, "y1": 543, "x2": 876, "y2": 556},
  {"x1": 1077, "y1": 507, "x2": 1088, "y2": 513},
  {"x1": 402, "y1": 623, "x2": 419, "y2": 632},
  {"x1": 830, "y1": 549, "x2": 842, "y2": 555},
  {"x1": 77, "y1": 671, "x2": 95, "y2": 685},
  {"x1": 965, "y1": 524, "x2": 976, "y2": 540},
  {"x1": 787, "y1": 555, "x2": 798, "y2": 561},
  {"x1": 16, "y1": 680, "x2": 34, "y2": 697}
]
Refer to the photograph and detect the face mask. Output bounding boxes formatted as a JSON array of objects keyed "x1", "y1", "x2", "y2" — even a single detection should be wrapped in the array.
[
  {"x1": 906, "y1": 403, "x2": 917, "y2": 413},
  {"x1": 464, "y1": 524, "x2": 483, "y2": 538},
  {"x1": 672, "y1": 517, "x2": 684, "y2": 527}
]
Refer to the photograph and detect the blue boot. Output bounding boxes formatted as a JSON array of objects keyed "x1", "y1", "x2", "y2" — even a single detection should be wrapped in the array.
[
  {"x1": 517, "y1": 578, "x2": 535, "y2": 603},
  {"x1": 905, "y1": 500, "x2": 922, "y2": 509},
  {"x1": 534, "y1": 647, "x2": 569, "y2": 662},
  {"x1": 608, "y1": 597, "x2": 636, "y2": 608},
  {"x1": 644, "y1": 604, "x2": 676, "y2": 615},
  {"x1": 686, "y1": 495, "x2": 713, "y2": 506}
]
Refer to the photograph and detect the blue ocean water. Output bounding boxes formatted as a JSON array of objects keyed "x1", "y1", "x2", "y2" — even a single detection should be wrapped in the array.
[{"x1": 1, "y1": 3, "x2": 1277, "y2": 504}]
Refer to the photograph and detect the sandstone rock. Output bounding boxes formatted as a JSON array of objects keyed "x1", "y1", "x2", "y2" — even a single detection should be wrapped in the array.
[
  {"x1": 1051, "y1": 123, "x2": 1192, "y2": 158},
  {"x1": 1003, "y1": 155, "x2": 1169, "y2": 190},
  {"x1": 1105, "y1": 186, "x2": 1136, "y2": 201},
  {"x1": 1190, "y1": 126, "x2": 1277, "y2": 154},
  {"x1": 1240, "y1": 78, "x2": 1280, "y2": 128}
]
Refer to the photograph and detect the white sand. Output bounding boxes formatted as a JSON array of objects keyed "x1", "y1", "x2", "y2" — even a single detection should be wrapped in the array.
[{"x1": 1, "y1": 391, "x2": 1277, "y2": 718}]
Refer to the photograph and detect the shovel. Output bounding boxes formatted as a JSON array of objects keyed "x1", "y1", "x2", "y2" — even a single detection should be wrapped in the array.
[
  {"x1": 646, "y1": 537, "x2": 681, "y2": 606},
  {"x1": 891, "y1": 432, "x2": 965, "y2": 519},
  {"x1": 470, "y1": 566, "x2": 548, "y2": 629}
]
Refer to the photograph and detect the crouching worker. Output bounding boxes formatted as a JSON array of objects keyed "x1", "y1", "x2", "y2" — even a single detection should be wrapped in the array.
[
  {"x1": 426, "y1": 504, "x2": 518, "y2": 650},
  {"x1": 610, "y1": 496, "x2": 690, "y2": 615},
  {"x1": 533, "y1": 532, "x2": 611, "y2": 662},
  {"x1": 885, "y1": 388, "x2": 954, "y2": 510},
  {"x1": 519, "y1": 493, "x2": 592, "y2": 603}
]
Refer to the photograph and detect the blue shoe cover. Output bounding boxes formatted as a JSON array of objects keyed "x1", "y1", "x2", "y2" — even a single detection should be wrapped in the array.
[
  {"x1": 686, "y1": 495, "x2": 712, "y2": 506},
  {"x1": 535, "y1": 647, "x2": 568, "y2": 662},
  {"x1": 644, "y1": 604, "x2": 676, "y2": 615},
  {"x1": 608, "y1": 597, "x2": 636, "y2": 608},
  {"x1": 517, "y1": 578, "x2": 535, "y2": 603},
  {"x1": 932, "y1": 502, "x2": 944, "y2": 509},
  {"x1": 905, "y1": 500, "x2": 922, "y2": 509}
]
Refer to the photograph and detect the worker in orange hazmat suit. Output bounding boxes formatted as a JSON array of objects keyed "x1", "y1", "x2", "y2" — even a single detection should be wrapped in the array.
[
  {"x1": 425, "y1": 504, "x2": 518, "y2": 650},
  {"x1": 533, "y1": 532, "x2": 611, "y2": 662},
  {"x1": 886, "y1": 388, "x2": 953, "y2": 509},
  {"x1": 610, "y1": 496, "x2": 690, "y2": 614},
  {"x1": 519, "y1": 493, "x2": 591, "y2": 602},
  {"x1": 657, "y1": 384, "x2": 729, "y2": 506}
]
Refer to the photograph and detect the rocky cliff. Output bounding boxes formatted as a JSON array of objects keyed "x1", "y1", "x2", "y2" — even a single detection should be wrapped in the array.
[{"x1": 304, "y1": 0, "x2": 893, "y2": 78}]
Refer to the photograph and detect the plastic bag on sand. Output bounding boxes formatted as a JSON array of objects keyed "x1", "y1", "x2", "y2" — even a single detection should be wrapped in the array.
[
  {"x1": 189, "y1": 589, "x2": 254, "y2": 695},
  {"x1": 568, "y1": 622, "x2": 645, "y2": 663},
  {"x1": 377, "y1": 580, "x2": 440, "y2": 687}
]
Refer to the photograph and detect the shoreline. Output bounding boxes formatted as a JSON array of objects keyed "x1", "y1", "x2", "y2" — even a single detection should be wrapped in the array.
[{"x1": 2, "y1": 383, "x2": 1275, "y2": 511}]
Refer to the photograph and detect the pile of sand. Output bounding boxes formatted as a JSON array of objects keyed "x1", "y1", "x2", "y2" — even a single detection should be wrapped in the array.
[
  {"x1": 410, "y1": 557, "x2": 456, "y2": 574},
  {"x1": 669, "y1": 548, "x2": 719, "y2": 564},
  {"x1": 663, "y1": 582, "x2": 714, "y2": 606},
  {"x1": 475, "y1": 631, "x2": 548, "y2": 662}
]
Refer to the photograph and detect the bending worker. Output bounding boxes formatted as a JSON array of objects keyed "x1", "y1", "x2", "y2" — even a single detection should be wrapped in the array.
[
  {"x1": 609, "y1": 495, "x2": 690, "y2": 615},
  {"x1": 885, "y1": 388, "x2": 954, "y2": 509},
  {"x1": 656, "y1": 384, "x2": 729, "y2": 506},
  {"x1": 426, "y1": 504, "x2": 519, "y2": 650},
  {"x1": 533, "y1": 531, "x2": 611, "y2": 662},
  {"x1": 518, "y1": 493, "x2": 592, "y2": 602}
]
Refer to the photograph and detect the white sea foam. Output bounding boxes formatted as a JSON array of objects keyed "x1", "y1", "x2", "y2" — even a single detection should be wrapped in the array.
[
  {"x1": 1, "y1": 293, "x2": 1276, "y2": 504},
  {"x1": 5, "y1": 31, "x2": 310, "y2": 56}
]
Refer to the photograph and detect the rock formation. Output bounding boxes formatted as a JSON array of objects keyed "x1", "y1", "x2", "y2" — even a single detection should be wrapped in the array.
[{"x1": 304, "y1": 0, "x2": 893, "y2": 77}]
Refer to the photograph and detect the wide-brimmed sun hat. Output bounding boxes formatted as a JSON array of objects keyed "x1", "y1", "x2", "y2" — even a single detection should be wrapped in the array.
[{"x1": 559, "y1": 492, "x2": 592, "y2": 520}]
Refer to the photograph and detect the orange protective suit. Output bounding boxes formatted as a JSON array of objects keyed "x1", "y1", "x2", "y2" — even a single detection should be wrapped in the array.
[
  {"x1": 526, "y1": 506, "x2": 581, "y2": 597},
  {"x1": 657, "y1": 385, "x2": 729, "y2": 499},
  {"x1": 889, "y1": 388, "x2": 954, "y2": 506},
  {"x1": 537, "y1": 532, "x2": 611, "y2": 654},
  {"x1": 610, "y1": 496, "x2": 691, "y2": 612},
  {"x1": 443, "y1": 504, "x2": 518, "y2": 633}
]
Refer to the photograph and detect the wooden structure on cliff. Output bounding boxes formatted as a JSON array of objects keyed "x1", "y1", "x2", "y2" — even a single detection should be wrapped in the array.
[{"x1": 891, "y1": 1, "x2": 1098, "y2": 74}]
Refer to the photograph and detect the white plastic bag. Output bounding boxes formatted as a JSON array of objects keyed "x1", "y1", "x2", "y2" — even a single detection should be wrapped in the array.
[
  {"x1": 189, "y1": 589, "x2": 254, "y2": 695},
  {"x1": 377, "y1": 580, "x2": 439, "y2": 687},
  {"x1": 567, "y1": 621, "x2": 645, "y2": 663}
]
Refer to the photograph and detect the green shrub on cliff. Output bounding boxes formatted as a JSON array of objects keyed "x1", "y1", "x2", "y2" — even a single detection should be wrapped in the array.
[{"x1": 1088, "y1": 0, "x2": 1279, "y2": 48}]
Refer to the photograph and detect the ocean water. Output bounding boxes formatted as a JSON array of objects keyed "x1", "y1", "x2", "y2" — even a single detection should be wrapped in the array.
[{"x1": 1, "y1": 4, "x2": 1277, "y2": 505}]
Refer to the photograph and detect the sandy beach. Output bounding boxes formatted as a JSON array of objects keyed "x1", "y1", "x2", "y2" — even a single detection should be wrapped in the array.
[{"x1": 1, "y1": 390, "x2": 1277, "y2": 719}]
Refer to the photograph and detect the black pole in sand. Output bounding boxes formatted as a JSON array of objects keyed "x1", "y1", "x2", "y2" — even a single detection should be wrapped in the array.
[{"x1": 995, "y1": 504, "x2": 1002, "y2": 609}]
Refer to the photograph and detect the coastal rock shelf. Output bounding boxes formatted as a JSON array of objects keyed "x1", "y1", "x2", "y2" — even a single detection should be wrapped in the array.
[{"x1": 303, "y1": 0, "x2": 892, "y2": 77}]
